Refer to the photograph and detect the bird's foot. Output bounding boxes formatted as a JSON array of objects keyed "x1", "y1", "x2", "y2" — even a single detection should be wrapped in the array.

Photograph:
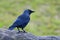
[
  {"x1": 23, "y1": 31, "x2": 27, "y2": 33},
  {"x1": 17, "y1": 31, "x2": 22, "y2": 33},
  {"x1": 17, "y1": 31, "x2": 27, "y2": 33}
]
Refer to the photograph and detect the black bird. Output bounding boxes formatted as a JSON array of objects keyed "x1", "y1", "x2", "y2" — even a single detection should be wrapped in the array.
[{"x1": 8, "y1": 9, "x2": 34, "y2": 33}]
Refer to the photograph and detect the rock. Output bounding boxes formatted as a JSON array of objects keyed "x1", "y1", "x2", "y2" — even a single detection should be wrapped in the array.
[
  {"x1": 2, "y1": 36, "x2": 14, "y2": 40},
  {"x1": 38, "y1": 36, "x2": 60, "y2": 40},
  {"x1": 0, "y1": 28, "x2": 60, "y2": 40}
]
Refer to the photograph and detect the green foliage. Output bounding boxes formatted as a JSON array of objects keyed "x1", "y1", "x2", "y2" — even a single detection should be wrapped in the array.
[{"x1": 0, "y1": 0, "x2": 60, "y2": 36}]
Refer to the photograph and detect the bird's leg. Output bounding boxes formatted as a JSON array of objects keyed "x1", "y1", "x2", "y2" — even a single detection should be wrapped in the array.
[
  {"x1": 22, "y1": 28, "x2": 26, "y2": 33},
  {"x1": 17, "y1": 27, "x2": 20, "y2": 33}
]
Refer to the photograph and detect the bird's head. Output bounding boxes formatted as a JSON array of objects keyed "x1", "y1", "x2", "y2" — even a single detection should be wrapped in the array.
[{"x1": 24, "y1": 9, "x2": 35, "y2": 15}]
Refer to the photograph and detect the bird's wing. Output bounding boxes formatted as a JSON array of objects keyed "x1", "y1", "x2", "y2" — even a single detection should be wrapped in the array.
[{"x1": 12, "y1": 17, "x2": 30, "y2": 27}]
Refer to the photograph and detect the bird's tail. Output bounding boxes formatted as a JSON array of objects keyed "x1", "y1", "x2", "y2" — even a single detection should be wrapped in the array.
[{"x1": 8, "y1": 26, "x2": 15, "y2": 30}]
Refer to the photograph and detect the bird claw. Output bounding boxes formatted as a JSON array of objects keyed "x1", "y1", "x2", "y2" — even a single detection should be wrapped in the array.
[
  {"x1": 23, "y1": 31, "x2": 27, "y2": 33},
  {"x1": 17, "y1": 30, "x2": 27, "y2": 33},
  {"x1": 17, "y1": 31, "x2": 21, "y2": 33}
]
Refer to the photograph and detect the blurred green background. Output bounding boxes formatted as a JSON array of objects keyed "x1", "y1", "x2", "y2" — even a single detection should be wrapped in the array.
[{"x1": 0, "y1": 0, "x2": 60, "y2": 36}]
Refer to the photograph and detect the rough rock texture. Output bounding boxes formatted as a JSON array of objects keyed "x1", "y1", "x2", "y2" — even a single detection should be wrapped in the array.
[{"x1": 0, "y1": 28, "x2": 60, "y2": 40}]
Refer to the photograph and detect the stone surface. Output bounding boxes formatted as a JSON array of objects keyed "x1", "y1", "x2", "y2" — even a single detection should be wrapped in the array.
[{"x1": 0, "y1": 28, "x2": 60, "y2": 40}]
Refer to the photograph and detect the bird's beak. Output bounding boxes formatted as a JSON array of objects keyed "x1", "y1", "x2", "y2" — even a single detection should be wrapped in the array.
[{"x1": 32, "y1": 11, "x2": 35, "y2": 13}]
